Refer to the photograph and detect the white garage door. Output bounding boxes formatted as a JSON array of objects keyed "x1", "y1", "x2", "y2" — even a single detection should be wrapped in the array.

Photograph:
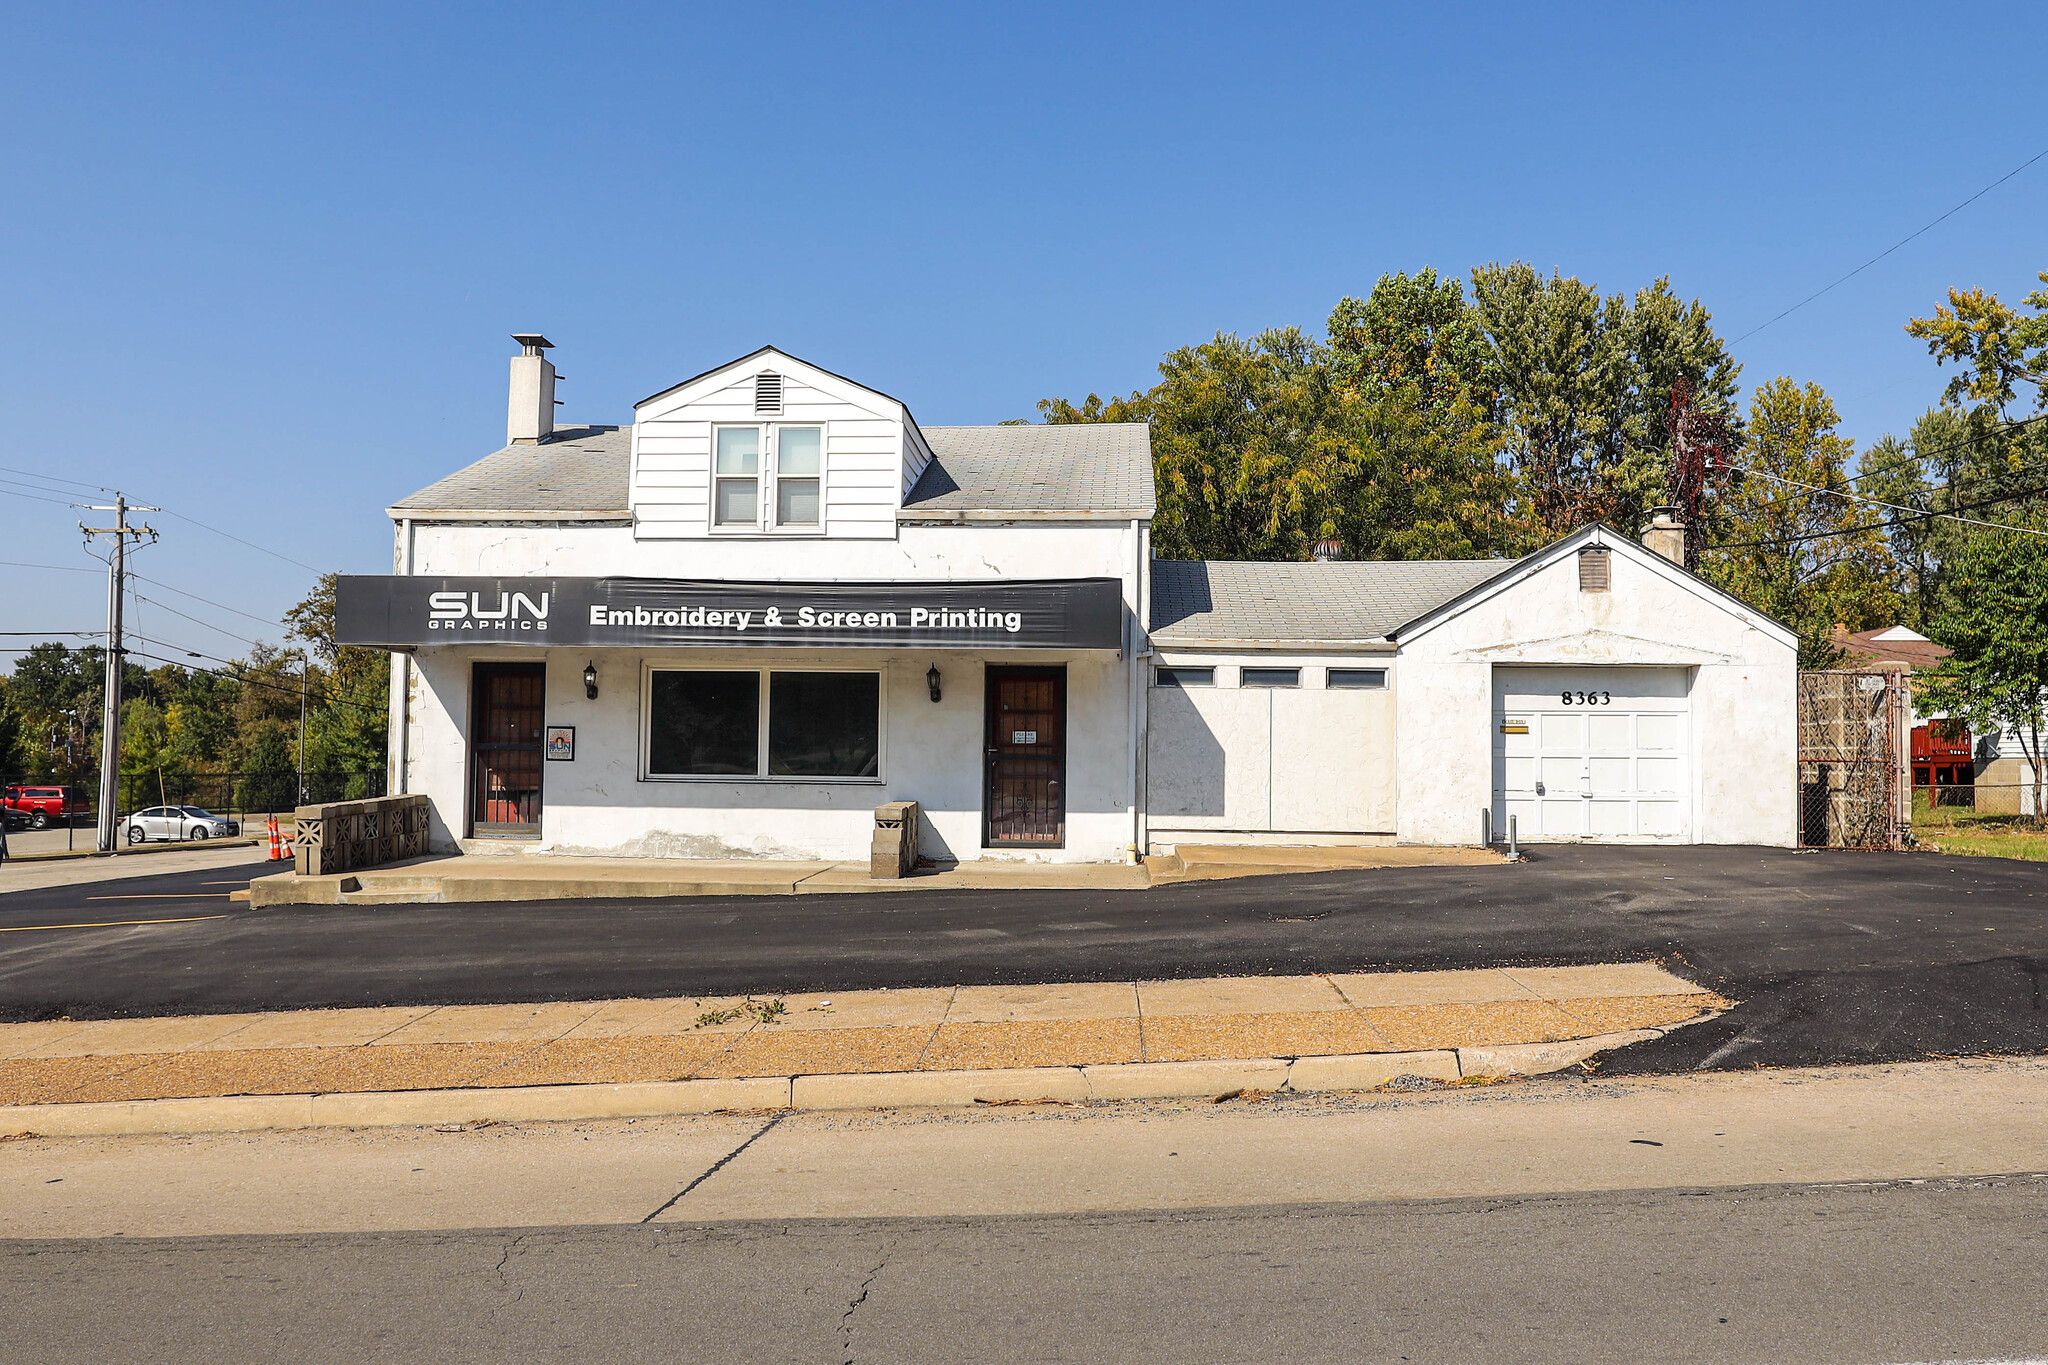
[{"x1": 1493, "y1": 666, "x2": 1690, "y2": 843}]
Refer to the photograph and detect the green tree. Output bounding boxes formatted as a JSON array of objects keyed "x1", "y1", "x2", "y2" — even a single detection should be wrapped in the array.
[
  {"x1": 1906, "y1": 271, "x2": 2048, "y2": 418},
  {"x1": 1045, "y1": 328, "x2": 1339, "y2": 559},
  {"x1": 0, "y1": 679, "x2": 25, "y2": 776},
  {"x1": 1468, "y1": 263, "x2": 1739, "y2": 542},
  {"x1": 1916, "y1": 529, "x2": 2048, "y2": 822},
  {"x1": 1701, "y1": 378, "x2": 1899, "y2": 666},
  {"x1": 285, "y1": 572, "x2": 388, "y2": 785},
  {"x1": 235, "y1": 723, "x2": 298, "y2": 814},
  {"x1": 1321, "y1": 271, "x2": 1520, "y2": 559}
]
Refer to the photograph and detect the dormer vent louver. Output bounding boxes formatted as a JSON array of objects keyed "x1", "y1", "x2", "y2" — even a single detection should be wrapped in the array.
[
  {"x1": 755, "y1": 372, "x2": 783, "y2": 415},
  {"x1": 1578, "y1": 548, "x2": 1611, "y2": 592}
]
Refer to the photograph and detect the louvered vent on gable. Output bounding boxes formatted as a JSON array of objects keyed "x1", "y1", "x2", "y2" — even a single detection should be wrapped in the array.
[
  {"x1": 1578, "y1": 548, "x2": 1611, "y2": 592},
  {"x1": 754, "y1": 372, "x2": 783, "y2": 415}
]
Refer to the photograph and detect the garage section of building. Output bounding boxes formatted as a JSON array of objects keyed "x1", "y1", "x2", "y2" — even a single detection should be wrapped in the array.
[
  {"x1": 1492, "y1": 665, "x2": 1690, "y2": 842},
  {"x1": 1143, "y1": 522, "x2": 1798, "y2": 851}
]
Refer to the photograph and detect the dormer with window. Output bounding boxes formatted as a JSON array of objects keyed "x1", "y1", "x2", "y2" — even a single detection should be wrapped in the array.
[{"x1": 629, "y1": 348, "x2": 932, "y2": 541}]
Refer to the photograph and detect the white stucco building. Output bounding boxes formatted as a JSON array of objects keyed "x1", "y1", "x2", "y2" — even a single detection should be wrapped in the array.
[{"x1": 337, "y1": 340, "x2": 1800, "y2": 862}]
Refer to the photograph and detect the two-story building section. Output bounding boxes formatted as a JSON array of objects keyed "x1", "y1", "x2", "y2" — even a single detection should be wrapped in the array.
[{"x1": 339, "y1": 341, "x2": 1155, "y2": 863}]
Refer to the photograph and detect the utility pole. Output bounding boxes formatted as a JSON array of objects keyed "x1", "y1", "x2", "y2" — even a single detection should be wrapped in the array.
[
  {"x1": 296, "y1": 653, "x2": 308, "y2": 805},
  {"x1": 80, "y1": 495, "x2": 158, "y2": 853}
]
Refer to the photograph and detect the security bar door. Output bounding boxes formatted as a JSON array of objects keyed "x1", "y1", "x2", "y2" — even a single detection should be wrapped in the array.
[
  {"x1": 984, "y1": 666, "x2": 1066, "y2": 847},
  {"x1": 470, "y1": 662, "x2": 545, "y2": 838}
]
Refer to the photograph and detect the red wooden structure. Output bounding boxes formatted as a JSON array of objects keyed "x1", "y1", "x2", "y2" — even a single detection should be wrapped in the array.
[{"x1": 1911, "y1": 722, "x2": 1973, "y2": 789}]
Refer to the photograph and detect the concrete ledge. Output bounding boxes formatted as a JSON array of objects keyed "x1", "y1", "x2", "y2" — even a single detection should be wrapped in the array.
[
  {"x1": 0, "y1": 1032, "x2": 1685, "y2": 1137},
  {"x1": 306, "y1": 1077, "x2": 791, "y2": 1127},
  {"x1": 1287, "y1": 1050, "x2": 1461, "y2": 1091},
  {"x1": 0, "y1": 1077, "x2": 792, "y2": 1137},
  {"x1": 1457, "y1": 1029, "x2": 1664, "y2": 1078},
  {"x1": 0, "y1": 1094, "x2": 318, "y2": 1137},
  {"x1": 1082, "y1": 1058, "x2": 1292, "y2": 1100},
  {"x1": 793, "y1": 1067, "x2": 1091, "y2": 1110}
]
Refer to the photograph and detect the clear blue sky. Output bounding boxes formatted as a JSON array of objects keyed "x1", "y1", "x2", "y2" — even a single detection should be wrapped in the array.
[{"x1": 6, "y1": 2, "x2": 2048, "y2": 661}]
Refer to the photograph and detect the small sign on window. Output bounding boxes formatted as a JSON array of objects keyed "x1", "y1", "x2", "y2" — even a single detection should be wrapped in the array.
[{"x1": 1012, "y1": 730, "x2": 1038, "y2": 745}]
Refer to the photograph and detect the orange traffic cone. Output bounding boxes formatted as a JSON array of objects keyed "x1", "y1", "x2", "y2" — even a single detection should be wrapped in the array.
[{"x1": 267, "y1": 816, "x2": 287, "y2": 862}]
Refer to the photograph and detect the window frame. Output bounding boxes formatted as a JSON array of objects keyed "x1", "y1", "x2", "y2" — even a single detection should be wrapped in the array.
[
  {"x1": 1153, "y1": 666, "x2": 1215, "y2": 688},
  {"x1": 707, "y1": 421, "x2": 829, "y2": 536},
  {"x1": 770, "y1": 423, "x2": 826, "y2": 533},
  {"x1": 1239, "y1": 666, "x2": 1301, "y2": 689},
  {"x1": 640, "y1": 663, "x2": 886, "y2": 783},
  {"x1": 710, "y1": 424, "x2": 764, "y2": 531},
  {"x1": 1326, "y1": 667, "x2": 1389, "y2": 690}
]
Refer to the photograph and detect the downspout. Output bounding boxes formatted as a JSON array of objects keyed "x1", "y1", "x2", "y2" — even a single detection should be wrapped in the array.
[
  {"x1": 1129, "y1": 517, "x2": 1149, "y2": 863},
  {"x1": 390, "y1": 517, "x2": 414, "y2": 794}
]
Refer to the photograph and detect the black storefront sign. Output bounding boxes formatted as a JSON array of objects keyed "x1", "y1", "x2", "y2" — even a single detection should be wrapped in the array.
[{"x1": 335, "y1": 576, "x2": 1127, "y2": 650}]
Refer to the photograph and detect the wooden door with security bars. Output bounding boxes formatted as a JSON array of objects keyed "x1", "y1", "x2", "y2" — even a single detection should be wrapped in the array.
[
  {"x1": 984, "y1": 666, "x2": 1066, "y2": 847},
  {"x1": 470, "y1": 662, "x2": 545, "y2": 838}
]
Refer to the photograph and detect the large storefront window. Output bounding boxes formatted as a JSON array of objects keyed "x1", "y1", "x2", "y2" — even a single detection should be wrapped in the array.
[
  {"x1": 647, "y1": 668, "x2": 881, "y2": 780},
  {"x1": 648, "y1": 671, "x2": 759, "y2": 775},
  {"x1": 770, "y1": 672, "x2": 879, "y2": 776}
]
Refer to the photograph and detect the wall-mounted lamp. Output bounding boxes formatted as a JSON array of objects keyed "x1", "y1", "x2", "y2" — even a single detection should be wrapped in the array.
[
  {"x1": 926, "y1": 663, "x2": 942, "y2": 703},
  {"x1": 583, "y1": 661, "x2": 598, "y2": 700}
]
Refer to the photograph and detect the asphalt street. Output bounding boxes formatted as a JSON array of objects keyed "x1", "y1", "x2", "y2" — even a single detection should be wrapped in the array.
[
  {"x1": 5, "y1": 1174, "x2": 2045, "y2": 1364},
  {"x1": 0, "y1": 845, "x2": 2044, "y2": 1073}
]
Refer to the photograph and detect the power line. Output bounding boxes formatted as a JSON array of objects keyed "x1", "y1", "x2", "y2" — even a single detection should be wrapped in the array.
[
  {"x1": 0, "y1": 464, "x2": 113, "y2": 493},
  {"x1": 129, "y1": 593, "x2": 265, "y2": 649},
  {"x1": 1708, "y1": 476, "x2": 2048, "y2": 551},
  {"x1": 0, "y1": 560, "x2": 99, "y2": 575},
  {"x1": 0, "y1": 483, "x2": 79, "y2": 507},
  {"x1": 1726, "y1": 464, "x2": 2048, "y2": 539},
  {"x1": 4, "y1": 459, "x2": 321, "y2": 573},
  {"x1": 156, "y1": 510, "x2": 320, "y2": 573},
  {"x1": 1727, "y1": 411, "x2": 2048, "y2": 519},
  {"x1": 128, "y1": 572, "x2": 283, "y2": 628},
  {"x1": 1733, "y1": 145, "x2": 2048, "y2": 345}
]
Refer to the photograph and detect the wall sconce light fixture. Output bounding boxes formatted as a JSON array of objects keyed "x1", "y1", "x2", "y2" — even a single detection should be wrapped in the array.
[
  {"x1": 583, "y1": 661, "x2": 598, "y2": 700},
  {"x1": 926, "y1": 663, "x2": 942, "y2": 703}
]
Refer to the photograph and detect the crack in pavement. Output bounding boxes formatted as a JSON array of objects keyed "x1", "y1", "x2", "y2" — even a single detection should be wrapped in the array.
[
  {"x1": 839, "y1": 1252, "x2": 888, "y2": 1365},
  {"x1": 639, "y1": 1114, "x2": 786, "y2": 1224}
]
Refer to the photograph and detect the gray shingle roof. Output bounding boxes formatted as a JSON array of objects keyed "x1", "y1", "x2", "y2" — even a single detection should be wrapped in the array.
[
  {"x1": 1150, "y1": 558, "x2": 1515, "y2": 642},
  {"x1": 905, "y1": 423, "x2": 1155, "y2": 514},
  {"x1": 390, "y1": 420, "x2": 1155, "y2": 517},
  {"x1": 390, "y1": 426, "x2": 632, "y2": 515}
]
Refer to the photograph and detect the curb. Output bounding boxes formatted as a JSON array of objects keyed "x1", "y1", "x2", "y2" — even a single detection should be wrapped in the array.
[
  {"x1": 10, "y1": 836, "x2": 266, "y2": 864},
  {"x1": 0, "y1": 1023, "x2": 1705, "y2": 1138}
]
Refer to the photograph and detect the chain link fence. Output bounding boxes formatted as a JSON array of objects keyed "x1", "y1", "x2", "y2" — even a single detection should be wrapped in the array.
[
  {"x1": 1798, "y1": 671, "x2": 1910, "y2": 850},
  {"x1": 1912, "y1": 782, "x2": 2042, "y2": 825}
]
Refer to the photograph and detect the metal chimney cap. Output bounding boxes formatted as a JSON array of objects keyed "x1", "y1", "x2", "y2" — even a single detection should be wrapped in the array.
[{"x1": 511, "y1": 334, "x2": 556, "y2": 355}]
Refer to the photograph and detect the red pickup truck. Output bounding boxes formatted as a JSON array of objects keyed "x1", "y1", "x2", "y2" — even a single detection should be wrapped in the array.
[{"x1": 1, "y1": 786, "x2": 87, "y2": 829}]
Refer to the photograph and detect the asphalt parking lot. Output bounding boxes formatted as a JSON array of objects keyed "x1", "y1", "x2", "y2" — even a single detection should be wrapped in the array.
[{"x1": 0, "y1": 843, "x2": 2042, "y2": 1074}]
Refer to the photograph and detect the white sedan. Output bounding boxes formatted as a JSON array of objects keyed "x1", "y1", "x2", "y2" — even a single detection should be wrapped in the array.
[{"x1": 125, "y1": 806, "x2": 242, "y2": 844}]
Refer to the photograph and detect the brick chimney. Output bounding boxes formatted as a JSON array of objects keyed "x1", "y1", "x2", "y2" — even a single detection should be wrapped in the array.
[
  {"x1": 1641, "y1": 507, "x2": 1685, "y2": 566},
  {"x1": 507, "y1": 334, "x2": 556, "y2": 445}
]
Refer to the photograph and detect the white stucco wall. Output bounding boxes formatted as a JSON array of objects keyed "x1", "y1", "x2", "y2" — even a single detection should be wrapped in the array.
[
  {"x1": 394, "y1": 518, "x2": 1146, "y2": 863},
  {"x1": 1144, "y1": 656, "x2": 1397, "y2": 846},
  {"x1": 404, "y1": 644, "x2": 1134, "y2": 863},
  {"x1": 1394, "y1": 531, "x2": 1797, "y2": 847}
]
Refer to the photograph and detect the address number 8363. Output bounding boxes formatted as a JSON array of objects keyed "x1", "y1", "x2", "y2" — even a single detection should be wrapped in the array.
[{"x1": 1560, "y1": 690, "x2": 1612, "y2": 706}]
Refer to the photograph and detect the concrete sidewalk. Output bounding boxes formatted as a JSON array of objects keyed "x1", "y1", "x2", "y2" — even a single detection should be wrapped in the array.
[
  {"x1": 248, "y1": 844, "x2": 1506, "y2": 906},
  {"x1": 0, "y1": 962, "x2": 1726, "y2": 1135}
]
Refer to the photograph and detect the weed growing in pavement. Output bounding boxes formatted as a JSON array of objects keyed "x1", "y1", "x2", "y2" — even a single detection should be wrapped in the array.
[{"x1": 695, "y1": 997, "x2": 790, "y2": 1028}]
